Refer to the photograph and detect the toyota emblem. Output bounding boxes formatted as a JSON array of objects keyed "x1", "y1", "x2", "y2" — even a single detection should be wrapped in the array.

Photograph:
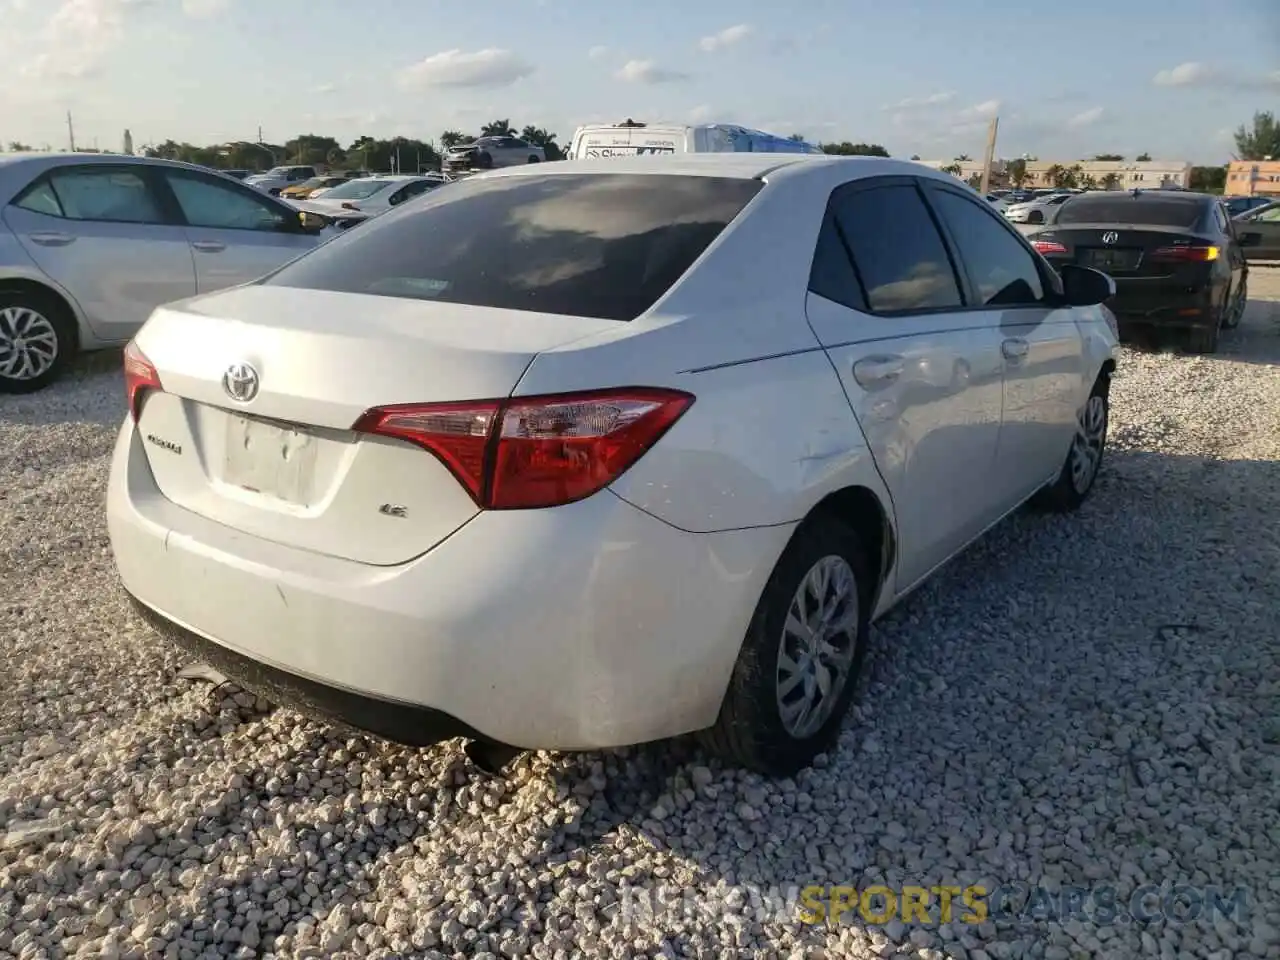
[
  {"x1": 1101, "y1": 231, "x2": 1119, "y2": 245},
  {"x1": 222, "y1": 361, "x2": 260, "y2": 403}
]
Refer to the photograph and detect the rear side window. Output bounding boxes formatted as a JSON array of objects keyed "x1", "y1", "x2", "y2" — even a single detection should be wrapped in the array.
[
  {"x1": 1055, "y1": 198, "x2": 1204, "y2": 228},
  {"x1": 832, "y1": 184, "x2": 963, "y2": 313},
  {"x1": 16, "y1": 167, "x2": 166, "y2": 224},
  {"x1": 264, "y1": 173, "x2": 763, "y2": 321}
]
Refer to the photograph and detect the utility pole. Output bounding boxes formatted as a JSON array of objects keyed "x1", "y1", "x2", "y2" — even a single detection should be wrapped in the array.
[
  {"x1": 66, "y1": 111, "x2": 76, "y2": 152},
  {"x1": 979, "y1": 116, "x2": 999, "y2": 195}
]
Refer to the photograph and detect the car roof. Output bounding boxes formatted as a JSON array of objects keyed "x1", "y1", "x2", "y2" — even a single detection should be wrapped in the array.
[
  {"x1": 461, "y1": 153, "x2": 936, "y2": 184},
  {"x1": 1068, "y1": 190, "x2": 1210, "y2": 205}
]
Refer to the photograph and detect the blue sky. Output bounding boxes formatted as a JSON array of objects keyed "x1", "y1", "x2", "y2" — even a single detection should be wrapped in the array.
[{"x1": 3, "y1": 0, "x2": 1277, "y2": 163}]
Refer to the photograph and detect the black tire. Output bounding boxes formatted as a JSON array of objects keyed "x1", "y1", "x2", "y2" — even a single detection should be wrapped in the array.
[
  {"x1": 1222, "y1": 277, "x2": 1246, "y2": 330},
  {"x1": 1186, "y1": 322, "x2": 1219, "y2": 354},
  {"x1": 527, "y1": 155, "x2": 541, "y2": 164},
  {"x1": 1031, "y1": 374, "x2": 1110, "y2": 513},
  {"x1": 700, "y1": 518, "x2": 872, "y2": 777},
  {"x1": 474, "y1": 151, "x2": 494, "y2": 170},
  {"x1": 0, "y1": 288, "x2": 76, "y2": 394}
]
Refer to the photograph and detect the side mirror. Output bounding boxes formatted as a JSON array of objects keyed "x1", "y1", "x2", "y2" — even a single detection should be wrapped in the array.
[
  {"x1": 297, "y1": 211, "x2": 329, "y2": 234},
  {"x1": 1026, "y1": 209, "x2": 1045, "y2": 225},
  {"x1": 1059, "y1": 264, "x2": 1114, "y2": 307},
  {"x1": 1239, "y1": 231, "x2": 1262, "y2": 248}
]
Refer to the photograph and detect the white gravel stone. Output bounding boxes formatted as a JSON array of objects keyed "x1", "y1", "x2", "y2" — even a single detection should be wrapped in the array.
[{"x1": 3, "y1": 286, "x2": 1280, "y2": 958}]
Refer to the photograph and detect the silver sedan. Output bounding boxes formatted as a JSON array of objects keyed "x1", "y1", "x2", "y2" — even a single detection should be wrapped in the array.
[{"x1": 0, "y1": 153, "x2": 326, "y2": 392}]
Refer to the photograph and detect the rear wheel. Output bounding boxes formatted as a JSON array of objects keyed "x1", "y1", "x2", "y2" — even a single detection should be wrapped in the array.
[
  {"x1": 1222, "y1": 277, "x2": 1247, "y2": 330},
  {"x1": 1031, "y1": 374, "x2": 1109, "y2": 513},
  {"x1": 527, "y1": 155, "x2": 541, "y2": 164},
  {"x1": 474, "y1": 151, "x2": 494, "y2": 170},
  {"x1": 701, "y1": 519, "x2": 871, "y2": 777},
  {"x1": 0, "y1": 290, "x2": 76, "y2": 394}
]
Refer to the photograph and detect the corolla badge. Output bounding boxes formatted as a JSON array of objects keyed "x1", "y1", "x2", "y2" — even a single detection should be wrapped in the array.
[{"x1": 222, "y1": 361, "x2": 260, "y2": 402}]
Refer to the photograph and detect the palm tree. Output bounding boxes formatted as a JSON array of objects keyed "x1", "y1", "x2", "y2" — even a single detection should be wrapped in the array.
[
  {"x1": 440, "y1": 130, "x2": 467, "y2": 149},
  {"x1": 941, "y1": 163, "x2": 963, "y2": 177},
  {"x1": 1100, "y1": 172, "x2": 1121, "y2": 191}
]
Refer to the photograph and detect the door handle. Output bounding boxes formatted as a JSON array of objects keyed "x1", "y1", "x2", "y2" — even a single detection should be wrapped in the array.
[
  {"x1": 28, "y1": 231, "x2": 75, "y2": 247},
  {"x1": 1002, "y1": 338, "x2": 1029, "y2": 360},
  {"x1": 851, "y1": 354, "x2": 904, "y2": 389},
  {"x1": 191, "y1": 240, "x2": 226, "y2": 253}
]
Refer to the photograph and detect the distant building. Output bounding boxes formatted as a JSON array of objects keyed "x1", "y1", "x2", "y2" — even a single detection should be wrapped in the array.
[
  {"x1": 916, "y1": 159, "x2": 1010, "y2": 188},
  {"x1": 1019, "y1": 160, "x2": 1192, "y2": 190},
  {"x1": 1225, "y1": 160, "x2": 1280, "y2": 197},
  {"x1": 122, "y1": 129, "x2": 134, "y2": 155}
]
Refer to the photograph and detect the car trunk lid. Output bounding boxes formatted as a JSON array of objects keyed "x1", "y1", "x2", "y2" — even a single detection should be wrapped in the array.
[
  {"x1": 1032, "y1": 224, "x2": 1219, "y2": 279},
  {"x1": 131, "y1": 285, "x2": 613, "y2": 566}
]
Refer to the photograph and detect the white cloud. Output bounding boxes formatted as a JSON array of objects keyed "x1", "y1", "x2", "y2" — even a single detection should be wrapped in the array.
[
  {"x1": 17, "y1": 0, "x2": 158, "y2": 81},
  {"x1": 1066, "y1": 106, "x2": 1104, "y2": 128},
  {"x1": 587, "y1": 45, "x2": 608, "y2": 61},
  {"x1": 397, "y1": 48, "x2": 535, "y2": 90},
  {"x1": 885, "y1": 91, "x2": 956, "y2": 111},
  {"x1": 1153, "y1": 62, "x2": 1214, "y2": 87},
  {"x1": 313, "y1": 82, "x2": 336, "y2": 94},
  {"x1": 958, "y1": 99, "x2": 1001, "y2": 120},
  {"x1": 698, "y1": 24, "x2": 752, "y2": 53},
  {"x1": 181, "y1": 0, "x2": 229, "y2": 17},
  {"x1": 614, "y1": 59, "x2": 690, "y2": 84},
  {"x1": 688, "y1": 104, "x2": 714, "y2": 122}
]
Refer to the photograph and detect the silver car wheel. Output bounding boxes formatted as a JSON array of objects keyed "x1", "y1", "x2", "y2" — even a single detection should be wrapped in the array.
[
  {"x1": 1070, "y1": 393, "x2": 1107, "y2": 494},
  {"x1": 0, "y1": 306, "x2": 59, "y2": 381},
  {"x1": 776, "y1": 555, "x2": 859, "y2": 739}
]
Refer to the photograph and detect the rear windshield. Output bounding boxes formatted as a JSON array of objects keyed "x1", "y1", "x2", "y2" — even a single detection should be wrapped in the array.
[
  {"x1": 1055, "y1": 197, "x2": 1204, "y2": 228},
  {"x1": 263, "y1": 173, "x2": 763, "y2": 321}
]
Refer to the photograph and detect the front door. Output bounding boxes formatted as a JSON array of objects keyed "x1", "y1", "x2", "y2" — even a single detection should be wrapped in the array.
[
  {"x1": 2, "y1": 164, "x2": 195, "y2": 342},
  {"x1": 804, "y1": 176, "x2": 1007, "y2": 590},
  {"x1": 157, "y1": 168, "x2": 319, "y2": 292},
  {"x1": 1244, "y1": 203, "x2": 1280, "y2": 261},
  {"x1": 921, "y1": 182, "x2": 1085, "y2": 503}
]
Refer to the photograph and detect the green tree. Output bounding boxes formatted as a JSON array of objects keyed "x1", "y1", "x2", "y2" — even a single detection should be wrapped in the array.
[
  {"x1": 954, "y1": 154, "x2": 972, "y2": 162},
  {"x1": 284, "y1": 134, "x2": 341, "y2": 166},
  {"x1": 1135, "y1": 152, "x2": 1152, "y2": 161},
  {"x1": 910, "y1": 154, "x2": 921, "y2": 160},
  {"x1": 1100, "y1": 172, "x2": 1121, "y2": 190},
  {"x1": 941, "y1": 163, "x2": 963, "y2": 176},
  {"x1": 1233, "y1": 111, "x2": 1280, "y2": 160},
  {"x1": 520, "y1": 125, "x2": 563, "y2": 161},
  {"x1": 1189, "y1": 165, "x2": 1227, "y2": 192},
  {"x1": 1044, "y1": 163, "x2": 1067, "y2": 187},
  {"x1": 7, "y1": 141, "x2": 33, "y2": 152},
  {"x1": 788, "y1": 133, "x2": 805, "y2": 142},
  {"x1": 1007, "y1": 157, "x2": 1028, "y2": 187},
  {"x1": 820, "y1": 141, "x2": 890, "y2": 157},
  {"x1": 966, "y1": 173, "x2": 983, "y2": 189},
  {"x1": 440, "y1": 130, "x2": 467, "y2": 149},
  {"x1": 1080, "y1": 174, "x2": 1098, "y2": 190},
  {"x1": 480, "y1": 118, "x2": 515, "y2": 137},
  {"x1": 1092, "y1": 153, "x2": 1124, "y2": 161}
]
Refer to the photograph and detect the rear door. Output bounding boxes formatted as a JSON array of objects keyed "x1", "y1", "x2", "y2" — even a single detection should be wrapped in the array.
[
  {"x1": 158, "y1": 167, "x2": 318, "y2": 292},
  {"x1": 2, "y1": 163, "x2": 195, "y2": 342},
  {"x1": 1246, "y1": 203, "x2": 1280, "y2": 260},
  {"x1": 803, "y1": 176, "x2": 1008, "y2": 590},
  {"x1": 922, "y1": 180, "x2": 1085, "y2": 503}
]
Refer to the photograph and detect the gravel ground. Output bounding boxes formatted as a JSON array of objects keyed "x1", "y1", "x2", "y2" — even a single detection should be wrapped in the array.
[{"x1": 3, "y1": 276, "x2": 1280, "y2": 960}]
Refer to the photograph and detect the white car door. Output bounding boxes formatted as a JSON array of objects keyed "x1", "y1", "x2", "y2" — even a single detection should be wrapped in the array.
[
  {"x1": 2, "y1": 164, "x2": 195, "y2": 342},
  {"x1": 160, "y1": 168, "x2": 319, "y2": 292},
  {"x1": 804, "y1": 175, "x2": 1009, "y2": 590},
  {"x1": 922, "y1": 181, "x2": 1086, "y2": 503}
]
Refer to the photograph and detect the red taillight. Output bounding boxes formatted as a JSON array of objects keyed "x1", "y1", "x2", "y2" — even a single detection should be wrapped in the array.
[
  {"x1": 1031, "y1": 240, "x2": 1067, "y2": 255},
  {"x1": 352, "y1": 388, "x2": 695, "y2": 509},
  {"x1": 1150, "y1": 244, "x2": 1219, "y2": 262},
  {"x1": 123, "y1": 341, "x2": 161, "y2": 421}
]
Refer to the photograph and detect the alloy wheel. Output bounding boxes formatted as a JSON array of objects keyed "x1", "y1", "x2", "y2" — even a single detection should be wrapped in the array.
[
  {"x1": 776, "y1": 555, "x2": 860, "y2": 739},
  {"x1": 1070, "y1": 393, "x2": 1107, "y2": 494},
  {"x1": 0, "y1": 306, "x2": 59, "y2": 381}
]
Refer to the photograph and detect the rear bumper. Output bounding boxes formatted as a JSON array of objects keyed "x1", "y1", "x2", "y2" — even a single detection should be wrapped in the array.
[
  {"x1": 1106, "y1": 282, "x2": 1219, "y2": 328},
  {"x1": 106, "y1": 418, "x2": 791, "y2": 750}
]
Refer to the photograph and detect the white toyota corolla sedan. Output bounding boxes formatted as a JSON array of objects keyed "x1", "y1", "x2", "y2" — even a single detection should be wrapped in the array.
[{"x1": 107, "y1": 154, "x2": 1119, "y2": 776}]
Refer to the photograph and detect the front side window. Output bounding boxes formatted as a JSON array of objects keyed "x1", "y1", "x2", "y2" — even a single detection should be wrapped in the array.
[
  {"x1": 26, "y1": 167, "x2": 167, "y2": 224},
  {"x1": 263, "y1": 173, "x2": 763, "y2": 321},
  {"x1": 831, "y1": 183, "x2": 963, "y2": 313},
  {"x1": 165, "y1": 171, "x2": 291, "y2": 231},
  {"x1": 928, "y1": 188, "x2": 1044, "y2": 306}
]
